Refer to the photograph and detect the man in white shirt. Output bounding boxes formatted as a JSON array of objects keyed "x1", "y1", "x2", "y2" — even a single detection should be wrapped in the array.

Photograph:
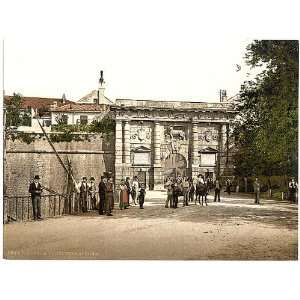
[
  {"x1": 288, "y1": 177, "x2": 298, "y2": 202},
  {"x1": 132, "y1": 176, "x2": 139, "y2": 205}
]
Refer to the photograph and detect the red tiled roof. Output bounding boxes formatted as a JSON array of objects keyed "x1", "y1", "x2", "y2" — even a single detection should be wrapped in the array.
[
  {"x1": 4, "y1": 95, "x2": 75, "y2": 109},
  {"x1": 50, "y1": 103, "x2": 109, "y2": 112}
]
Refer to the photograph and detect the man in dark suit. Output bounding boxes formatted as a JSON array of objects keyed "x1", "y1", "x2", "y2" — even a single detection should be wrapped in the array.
[
  {"x1": 253, "y1": 177, "x2": 261, "y2": 204},
  {"x1": 214, "y1": 178, "x2": 222, "y2": 202},
  {"x1": 98, "y1": 176, "x2": 106, "y2": 215},
  {"x1": 80, "y1": 177, "x2": 89, "y2": 212},
  {"x1": 28, "y1": 175, "x2": 43, "y2": 221},
  {"x1": 105, "y1": 177, "x2": 114, "y2": 216}
]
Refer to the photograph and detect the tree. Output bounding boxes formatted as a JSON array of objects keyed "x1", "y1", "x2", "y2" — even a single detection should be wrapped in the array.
[
  {"x1": 233, "y1": 40, "x2": 298, "y2": 178},
  {"x1": 5, "y1": 93, "x2": 33, "y2": 127},
  {"x1": 5, "y1": 93, "x2": 23, "y2": 127}
]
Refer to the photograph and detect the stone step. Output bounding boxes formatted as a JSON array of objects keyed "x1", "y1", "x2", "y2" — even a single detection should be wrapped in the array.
[{"x1": 145, "y1": 190, "x2": 166, "y2": 197}]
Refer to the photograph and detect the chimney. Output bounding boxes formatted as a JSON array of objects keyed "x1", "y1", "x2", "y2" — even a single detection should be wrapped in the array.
[
  {"x1": 62, "y1": 93, "x2": 66, "y2": 104},
  {"x1": 97, "y1": 70, "x2": 106, "y2": 105},
  {"x1": 219, "y1": 89, "x2": 227, "y2": 102}
]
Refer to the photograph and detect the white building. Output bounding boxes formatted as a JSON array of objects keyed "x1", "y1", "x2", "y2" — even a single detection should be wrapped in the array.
[
  {"x1": 50, "y1": 103, "x2": 109, "y2": 125},
  {"x1": 51, "y1": 71, "x2": 111, "y2": 125}
]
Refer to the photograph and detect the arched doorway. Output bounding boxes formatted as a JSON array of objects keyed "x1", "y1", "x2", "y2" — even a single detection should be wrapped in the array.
[{"x1": 163, "y1": 153, "x2": 187, "y2": 181}]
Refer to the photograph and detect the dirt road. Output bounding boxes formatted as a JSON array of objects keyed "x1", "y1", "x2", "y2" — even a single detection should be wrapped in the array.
[{"x1": 3, "y1": 192, "x2": 298, "y2": 260}]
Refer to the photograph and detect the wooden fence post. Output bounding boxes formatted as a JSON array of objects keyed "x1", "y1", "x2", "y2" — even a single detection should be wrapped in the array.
[{"x1": 3, "y1": 197, "x2": 7, "y2": 224}]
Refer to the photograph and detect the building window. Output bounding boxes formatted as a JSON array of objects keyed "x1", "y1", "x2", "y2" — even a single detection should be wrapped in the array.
[
  {"x1": 61, "y1": 115, "x2": 68, "y2": 125},
  {"x1": 80, "y1": 115, "x2": 88, "y2": 125},
  {"x1": 54, "y1": 113, "x2": 68, "y2": 125},
  {"x1": 43, "y1": 119, "x2": 51, "y2": 127}
]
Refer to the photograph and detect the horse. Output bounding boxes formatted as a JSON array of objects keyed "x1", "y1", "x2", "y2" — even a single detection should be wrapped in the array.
[{"x1": 196, "y1": 181, "x2": 208, "y2": 206}]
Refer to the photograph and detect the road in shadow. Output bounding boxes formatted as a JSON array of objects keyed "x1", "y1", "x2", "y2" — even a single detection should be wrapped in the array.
[{"x1": 75, "y1": 193, "x2": 298, "y2": 230}]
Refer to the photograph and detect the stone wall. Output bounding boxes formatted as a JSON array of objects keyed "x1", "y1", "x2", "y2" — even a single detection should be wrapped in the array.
[{"x1": 4, "y1": 134, "x2": 115, "y2": 197}]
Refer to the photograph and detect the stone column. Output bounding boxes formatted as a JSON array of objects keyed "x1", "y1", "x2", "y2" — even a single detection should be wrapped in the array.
[
  {"x1": 153, "y1": 121, "x2": 163, "y2": 190},
  {"x1": 123, "y1": 120, "x2": 131, "y2": 178},
  {"x1": 191, "y1": 121, "x2": 199, "y2": 177},
  {"x1": 124, "y1": 121, "x2": 131, "y2": 165},
  {"x1": 222, "y1": 123, "x2": 228, "y2": 164},
  {"x1": 221, "y1": 124, "x2": 227, "y2": 153},
  {"x1": 219, "y1": 123, "x2": 228, "y2": 176},
  {"x1": 115, "y1": 119, "x2": 123, "y2": 190}
]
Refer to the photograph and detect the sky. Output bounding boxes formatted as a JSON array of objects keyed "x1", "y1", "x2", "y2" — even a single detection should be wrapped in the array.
[
  {"x1": 2, "y1": 38, "x2": 255, "y2": 102},
  {"x1": 2, "y1": 0, "x2": 298, "y2": 103}
]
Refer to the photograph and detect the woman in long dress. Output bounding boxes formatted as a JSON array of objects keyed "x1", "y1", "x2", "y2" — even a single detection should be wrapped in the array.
[{"x1": 119, "y1": 180, "x2": 129, "y2": 209}]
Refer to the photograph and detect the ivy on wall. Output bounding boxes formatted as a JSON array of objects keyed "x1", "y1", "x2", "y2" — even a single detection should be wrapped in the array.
[
  {"x1": 7, "y1": 132, "x2": 36, "y2": 144},
  {"x1": 6, "y1": 117, "x2": 115, "y2": 144}
]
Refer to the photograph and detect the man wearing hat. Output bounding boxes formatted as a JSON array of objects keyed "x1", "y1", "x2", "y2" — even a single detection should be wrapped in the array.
[
  {"x1": 89, "y1": 177, "x2": 97, "y2": 210},
  {"x1": 106, "y1": 172, "x2": 114, "y2": 210},
  {"x1": 98, "y1": 176, "x2": 106, "y2": 215},
  {"x1": 80, "y1": 177, "x2": 89, "y2": 212},
  {"x1": 105, "y1": 173, "x2": 114, "y2": 216},
  {"x1": 288, "y1": 177, "x2": 298, "y2": 202},
  {"x1": 28, "y1": 175, "x2": 43, "y2": 221}
]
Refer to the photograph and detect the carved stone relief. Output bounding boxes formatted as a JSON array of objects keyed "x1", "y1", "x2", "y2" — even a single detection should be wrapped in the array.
[
  {"x1": 198, "y1": 128, "x2": 219, "y2": 143},
  {"x1": 130, "y1": 123, "x2": 152, "y2": 142},
  {"x1": 162, "y1": 125, "x2": 188, "y2": 156}
]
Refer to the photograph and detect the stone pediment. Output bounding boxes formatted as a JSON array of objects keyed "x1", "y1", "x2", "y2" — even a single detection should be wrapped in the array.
[
  {"x1": 199, "y1": 147, "x2": 218, "y2": 153},
  {"x1": 132, "y1": 146, "x2": 151, "y2": 153}
]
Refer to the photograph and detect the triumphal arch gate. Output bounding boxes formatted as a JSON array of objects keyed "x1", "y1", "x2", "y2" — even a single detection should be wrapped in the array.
[{"x1": 111, "y1": 99, "x2": 235, "y2": 190}]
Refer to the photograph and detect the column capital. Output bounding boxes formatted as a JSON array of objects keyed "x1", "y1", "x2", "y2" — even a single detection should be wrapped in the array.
[
  {"x1": 191, "y1": 117, "x2": 198, "y2": 124},
  {"x1": 116, "y1": 118, "x2": 131, "y2": 123}
]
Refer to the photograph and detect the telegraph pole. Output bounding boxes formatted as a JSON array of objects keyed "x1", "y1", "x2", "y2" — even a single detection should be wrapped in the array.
[
  {"x1": 3, "y1": 40, "x2": 6, "y2": 187},
  {"x1": 3, "y1": 39, "x2": 6, "y2": 177},
  {"x1": 2, "y1": 39, "x2": 7, "y2": 222}
]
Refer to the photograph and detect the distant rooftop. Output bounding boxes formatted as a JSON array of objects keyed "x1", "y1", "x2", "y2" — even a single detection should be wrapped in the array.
[
  {"x1": 50, "y1": 103, "x2": 109, "y2": 112},
  {"x1": 77, "y1": 90, "x2": 113, "y2": 105},
  {"x1": 4, "y1": 95, "x2": 74, "y2": 110}
]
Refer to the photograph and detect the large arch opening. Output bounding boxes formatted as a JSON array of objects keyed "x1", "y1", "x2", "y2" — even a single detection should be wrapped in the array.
[{"x1": 162, "y1": 153, "x2": 187, "y2": 182}]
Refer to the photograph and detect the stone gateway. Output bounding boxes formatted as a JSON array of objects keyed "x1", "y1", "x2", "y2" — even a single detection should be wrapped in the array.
[{"x1": 111, "y1": 99, "x2": 235, "y2": 190}]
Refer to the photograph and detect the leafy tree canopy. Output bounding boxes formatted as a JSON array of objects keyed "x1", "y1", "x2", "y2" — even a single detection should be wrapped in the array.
[{"x1": 233, "y1": 40, "x2": 298, "y2": 178}]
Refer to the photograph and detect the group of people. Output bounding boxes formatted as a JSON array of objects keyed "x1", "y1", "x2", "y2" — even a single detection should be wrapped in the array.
[
  {"x1": 119, "y1": 177, "x2": 146, "y2": 210},
  {"x1": 164, "y1": 174, "x2": 223, "y2": 208},
  {"x1": 78, "y1": 176, "x2": 98, "y2": 212},
  {"x1": 79, "y1": 174, "x2": 146, "y2": 217},
  {"x1": 28, "y1": 173, "x2": 298, "y2": 221},
  {"x1": 78, "y1": 173, "x2": 116, "y2": 216},
  {"x1": 252, "y1": 177, "x2": 298, "y2": 204}
]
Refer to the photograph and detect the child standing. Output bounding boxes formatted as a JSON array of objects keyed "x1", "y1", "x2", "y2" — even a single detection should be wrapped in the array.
[{"x1": 138, "y1": 184, "x2": 146, "y2": 209}]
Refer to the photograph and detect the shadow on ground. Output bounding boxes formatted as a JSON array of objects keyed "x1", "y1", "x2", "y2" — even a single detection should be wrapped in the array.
[{"x1": 73, "y1": 195, "x2": 298, "y2": 230}]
